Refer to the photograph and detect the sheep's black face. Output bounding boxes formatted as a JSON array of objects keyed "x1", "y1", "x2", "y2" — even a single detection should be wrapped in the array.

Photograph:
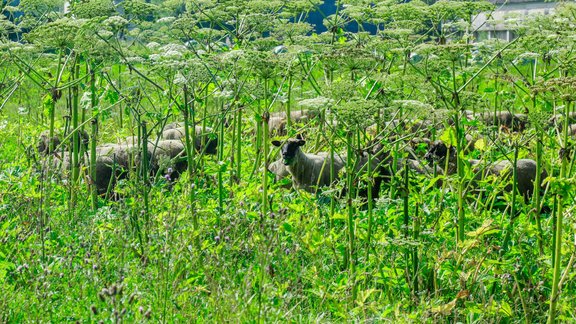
[
  {"x1": 204, "y1": 136, "x2": 218, "y2": 155},
  {"x1": 425, "y1": 141, "x2": 450, "y2": 165},
  {"x1": 272, "y1": 139, "x2": 305, "y2": 165},
  {"x1": 195, "y1": 135, "x2": 218, "y2": 155}
]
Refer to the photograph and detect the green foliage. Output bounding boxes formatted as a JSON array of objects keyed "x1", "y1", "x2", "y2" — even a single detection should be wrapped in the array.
[
  {"x1": 18, "y1": 0, "x2": 63, "y2": 18},
  {"x1": 26, "y1": 17, "x2": 85, "y2": 49},
  {"x1": 70, "y1": 0, "x2": 115, "y2": 19},
  {"x1": 3, "y1": 0, "x2": 576, "y2": 322}
]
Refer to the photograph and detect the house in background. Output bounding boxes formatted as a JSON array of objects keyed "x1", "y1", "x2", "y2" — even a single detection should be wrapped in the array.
[{"x1": 472, "y1": 0, "x2": 561, "y2": 41}]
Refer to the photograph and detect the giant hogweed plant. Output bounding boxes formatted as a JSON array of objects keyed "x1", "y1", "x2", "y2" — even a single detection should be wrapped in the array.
[{"x1": 4, "y1": 0, "x2": 576, "y2": 322}]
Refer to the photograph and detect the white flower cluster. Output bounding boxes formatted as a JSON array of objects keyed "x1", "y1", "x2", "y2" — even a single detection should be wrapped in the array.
[
  {"x1": 103, "y1": 16, "x2": 128, "y2": 30},
  {"x1": 146, "y1": 42, "x2": 161, "y2": 49},
  {"x1": 156, "y1": 16, "x2": 176, "y2": 24},
  {"x1": 391, "y1": 100, "x2": 433, "y2": 115},
  {"x1": 298, "y1": 96, "x2": 334, "y2": 110},
  {"x1": 123, "y1": 56, "x2": 145, "y2": 64}
]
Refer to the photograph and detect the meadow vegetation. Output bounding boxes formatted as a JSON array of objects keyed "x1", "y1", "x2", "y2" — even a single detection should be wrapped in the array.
[{"x1": 1, "y1": 0, "x2": 576, "y2": 321}]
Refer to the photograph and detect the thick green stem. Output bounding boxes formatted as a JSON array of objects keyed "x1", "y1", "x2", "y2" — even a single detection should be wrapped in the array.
[
  {"x1": 236, "y1": 104, "x2": 242, "y2": 184},
  {"x1": 548, "y1": 101, "x2": 571, "y2": 323},
  {"x1": 217, "y1": 101, "x2": 225, "y2": 225},
  {"x1": 345, "y1": 131, "x2": 356, "y2": 303},
  {"x1": 501, "y1": 144, "x2": 519, "y2": 253},
  {"x1": 89, "y1": 68, "x2": 98, "y2": 210},
  {"x1": 182, "y1": 85, "x2": 198, "y2": 234},
  {"x1": 141, "y1": 121, "x2": 150, "y2": 229},
  {"x1": 72, "y1": 60, "x2": 80, "y2": 184},
  {"x1": 262, "y1": 111, "x2": 269, "y2": 217}
]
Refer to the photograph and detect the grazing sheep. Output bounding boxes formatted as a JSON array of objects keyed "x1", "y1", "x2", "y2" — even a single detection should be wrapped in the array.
[
  {"x1": 37, "y1": 128, "x2": 89, "y2": 155},
  {"x1": 161, "y1": 126, "x2": 218, "y2": 155},
  {"x1": 163, "y1": 121, "x2": 183, "y2": 131},
  {"x1": 271, "y1": 138, "x2": 344, "y2": 192},
  {"x1": 270, "y1": 109, "x2": 319, "y2": 122},
  {"x1": 92, "y1": 140, "x2": 187, "y2": 193},
  {"x1": 425, "y1": 141, "x2": 458, "y2": 173},
  {"x1": 367, "y1": 137, "x2": 439, "y2": 181},
  {"x1": 268, "y1": 117, "x2": 287, "y2": 136},
  {"x1": 96, "y1": 143, "x2": 135, "y2": 170},
  {"x1": 480, "y1": 159, "x2": 542, "y2": 200},
  {"x1": 267, "y1": 110, "x2": 319, "y2": 136},
  {"x1": 476, "y1": 111, "x2": 527, "y2": 131},
  {"x1": 548, "y1": 112, "x2": 576, "y2": 127},
  {"x1": 147, "y1": 140, "x2": 187, "y2": 179},
  {"x1": 424, "y1": 141, "x2": 544, "y2": 200},
  {"x1": 268, "y1": 158, "x2": 290, "y2": 181},
  {"x1": 348, "y1": 150, "x2": 388, "y2": 200}
]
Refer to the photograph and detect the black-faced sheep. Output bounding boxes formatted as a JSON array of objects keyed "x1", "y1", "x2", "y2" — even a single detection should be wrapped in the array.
[
  {"x1": 92, "y1": 140, "x2": 187, "y2": 194},
  {"x1": 424, "y1": 141, "x2": 545, "y2": 200},
  {"x1": 271, "y1": 138, "x2": 344, "y2": 193},
  {"x1": 476, "y1": 111, "x2": 527, "y2": 132},
  {"x1": 37, "y1": 129, "x2": 90, "y2": 155},
  {"x1": 147, "y1": 140, "x2": 187, "y2": 179},
  {"x1": 548, "y1": 112, "x2": 576, "y2": 128},
  {"x1": 161, "y1": 126, "x2": 218, "y2": 155}
]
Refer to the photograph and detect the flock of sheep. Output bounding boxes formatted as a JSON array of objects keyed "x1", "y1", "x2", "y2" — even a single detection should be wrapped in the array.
[
  {"x1": 37, "y1": 123, "x2": 217, "y2": 195},
  {"x1": 37, "y1": 107, "x2": 573, "y2": 203},
  {"x1": 266, "y1": 108, "x2": 558, "y2": 203}
]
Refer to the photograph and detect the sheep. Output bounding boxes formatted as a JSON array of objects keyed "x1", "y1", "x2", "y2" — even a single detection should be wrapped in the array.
[
  {"x1": 37, "y1": 128, "x2": 89, "y2": 155},
  {"x1": 268, "y1": 158, "x2": 290, "y2": 182},
  {"x1": 267, "y1": 110, "x2": 319, "y2": 136},
  {"x1": 347, "y1": 150, "x2": 387, "y2": 200},
  {"x1": 270, "y1": 109, "x2": 319, "y2": 122},
  {"x1": 147, "y1": 140, "x2": 187, "y2": 179},
  {"x1": 161, "y1": 126, "x2": 218, "y2": 155},
  {"x1": 425, "y1": 141, "x2": 458, "y2": 174},
  {"x1": 424, "y1": 141, "x2": 545, "y2": 200},
  {"x1": 479, "y1": 159, "x2": 542, "y2": 200},
  {"x1": 268, "y1": 116, "x2": 287, "y2": 136},
  {"x1": 475, "y1": 111, "x2": 527, "y2": 132},
  {"x1": 548, "y1": 112, "x2": 576, "y2": 128},
  {"x1": 367, "y1": 137, "x2": 445, "y2": 189},
  {"x1": 92, "y1": 140, "x2": 187, "y2": 193},
  {"x1": 271, "y1": 138, "x2": 344, "y2": 192}
]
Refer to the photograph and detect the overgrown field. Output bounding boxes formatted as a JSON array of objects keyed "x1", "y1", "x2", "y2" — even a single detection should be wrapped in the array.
[{"x1": 1, "y1": 0, "x2": 576, "y2": 322}]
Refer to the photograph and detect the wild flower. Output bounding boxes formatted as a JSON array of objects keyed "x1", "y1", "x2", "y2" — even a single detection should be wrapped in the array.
[
  {"x1": 103, "y1": 16, "x2": 128, "y2": 32},
  {"x1": 146, "y1": 41, "x2": 161, "y2": 49},
  {"x1": 156, "y1": 16, "x2": 176, "y2": 24},
  {"x1": 298, "y1": 96, "x2": 333, "y2": 111}
]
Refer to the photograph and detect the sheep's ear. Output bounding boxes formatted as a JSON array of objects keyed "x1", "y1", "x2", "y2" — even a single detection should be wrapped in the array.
[
  {"x1": 272, "y1": 140, "x2": 282, "y2": 147},
  {"x1": 297, "y1": 140, "x2": 306, "y2": 146},
  {"x1": 296, "y1": 133, "x2": 303, "y2": 140}
]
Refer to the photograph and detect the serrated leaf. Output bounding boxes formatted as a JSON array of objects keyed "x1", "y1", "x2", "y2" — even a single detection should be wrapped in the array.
[
  {"x1": 440, "y1": 127, "x2": 457, "y2": 147},
  {"x1": 474, "y1": 138, "x2": 486, "y2": 151},
  {"x1": 431, "y1": 300, "x2": 456, "y2": 315}
]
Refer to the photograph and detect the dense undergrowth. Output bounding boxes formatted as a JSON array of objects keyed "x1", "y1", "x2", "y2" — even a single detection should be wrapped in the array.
[{"x1": 2, "y1": 0, "x2": 576, "y2": 322}]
